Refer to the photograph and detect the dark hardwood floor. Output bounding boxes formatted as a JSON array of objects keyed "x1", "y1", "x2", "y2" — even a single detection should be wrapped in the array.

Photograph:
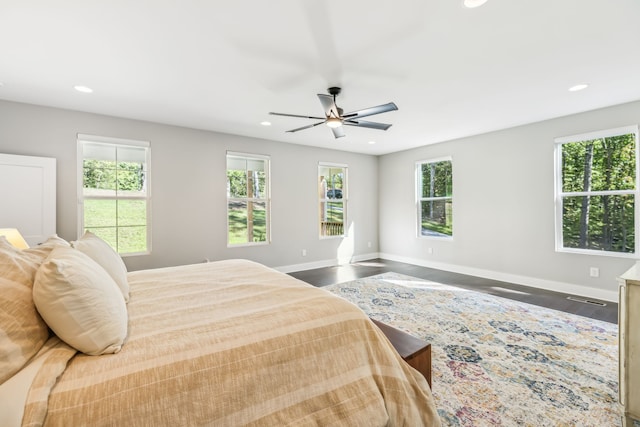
[{"x1": 288, "y1": 258, "x2": 618, "y2": 324}]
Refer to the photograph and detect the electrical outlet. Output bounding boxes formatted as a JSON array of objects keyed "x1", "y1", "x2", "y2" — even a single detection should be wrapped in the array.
[
  {"x1": 367, "y1": 241, "x2": 372, "y2": 248},
  {"x1": 590, "y1": 267, "x2": 599, "y2": 278},
  {"x1": 302, "y1": 249, "x2": 307, "y2": 257},
  {"x1": 428, "y1": 247, "x2": 433, "y2": 255}
]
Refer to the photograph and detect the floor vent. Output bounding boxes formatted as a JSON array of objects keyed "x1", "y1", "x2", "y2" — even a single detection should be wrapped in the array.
[{"x1": 566, "y1": 296, "x2": 607, "y2": 306}]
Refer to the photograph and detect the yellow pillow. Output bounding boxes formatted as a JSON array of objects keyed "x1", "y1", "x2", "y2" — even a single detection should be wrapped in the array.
[
  {"x1": 33, "y1": 247, "x2": 128, "y2": 355},
  {"x1": 0, "y1": 236, "x2": 68, "y2": 384}
]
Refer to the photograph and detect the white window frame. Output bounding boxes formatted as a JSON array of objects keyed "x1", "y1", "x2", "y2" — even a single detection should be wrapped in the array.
[
  {"x1": 416, "y1": 156, "x2": 453, "y2": 240},
  {"x1": 77, "y1": 134, "x2": 151, "y2": 256},
  {"x1": 318, "y1": 162, "x2": 348, "y2": 239},
  {"x1": 554, "y1": 125, "x2": 639, "y2": 258},
  {"x1": 226, "y1": 151, "x2": 271, "y2": 247}
]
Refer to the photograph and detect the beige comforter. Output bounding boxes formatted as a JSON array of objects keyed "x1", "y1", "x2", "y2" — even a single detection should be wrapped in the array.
[{"x1": 22, "y1": 259, "x2": 440, "y2": 426}]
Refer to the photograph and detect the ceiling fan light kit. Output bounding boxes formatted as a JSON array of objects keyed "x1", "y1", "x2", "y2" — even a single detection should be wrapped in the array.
[
  {"x1": 326, "y1": 117, "x2": 342, "y2": 128},
  {"x1": 269, "y1": 87, "x2": 398, "y2": 139}
]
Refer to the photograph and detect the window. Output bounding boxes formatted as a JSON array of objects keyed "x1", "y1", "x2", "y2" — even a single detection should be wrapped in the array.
[
  {"x1": 78, "y1": 135, "x2": 150, "y2": 255},
  {"x1": 417, "y1": 158, "x2": 453, "y2": 238},
  {"x1": 555, "y1": 126, "x2": 638, "y2": 256},
  {"x1": 319, "y1": 163, "x2": 347, "y2": 237},
  {"x1": 227, "y1": 152, "x2": 270, "y2": 246}
]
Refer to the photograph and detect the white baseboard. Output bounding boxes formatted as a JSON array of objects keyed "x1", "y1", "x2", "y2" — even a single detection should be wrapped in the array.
[
  {"x1": 275, "y1": 252, "x2": 380, "y2": 274},
  {"x1": 379, "y1": 252, "x2": 618, "y2": 303},
  {"x1": 275, "y1": 259, "x2": 336, "y2": 274}
]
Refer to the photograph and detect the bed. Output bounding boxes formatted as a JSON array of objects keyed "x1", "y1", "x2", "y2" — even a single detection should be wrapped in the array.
[{"x1": 0, "y1": 233, "x2": 440, "y2": 426}]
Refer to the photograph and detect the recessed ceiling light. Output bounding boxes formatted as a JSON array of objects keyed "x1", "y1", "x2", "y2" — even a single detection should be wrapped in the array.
[
  {"x1": 260, "y1": 121, "x2": 271, "y2": 126},
  {"x1": 464, "y1": 0, "x2": 488, "y2": 8},
  {"x1": 368, "y1": 141, "x2": 376, "y2": 145},
  {"x1": 569, "y1": 84, "x2": 589, "y2": 92},
  {"x1": 74, "y1": 85, "x2": 93, "y2": 93}
]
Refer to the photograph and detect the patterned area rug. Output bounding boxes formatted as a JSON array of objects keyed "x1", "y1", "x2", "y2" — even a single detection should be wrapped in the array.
[{"x1": 324, "y1": 272, "x2": 624, "y2": 427}]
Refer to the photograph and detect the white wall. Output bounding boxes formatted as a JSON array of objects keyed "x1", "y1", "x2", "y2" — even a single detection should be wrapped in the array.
[
  {"x1": 0, "y1": 100, "x2": 379, "y2": 271},
  {"x1": 379, "y1": 100, "x2": 640, "y2": 301}
]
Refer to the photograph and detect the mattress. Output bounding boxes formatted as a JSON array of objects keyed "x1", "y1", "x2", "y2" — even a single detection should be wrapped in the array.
[{"x1": 20, "y1": 259, "x2": 440, "y2": 426}]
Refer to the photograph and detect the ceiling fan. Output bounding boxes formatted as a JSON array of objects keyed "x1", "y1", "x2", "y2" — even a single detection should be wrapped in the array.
[{"x1": 269, "y1": 87, "x2": 398, "y2": 139}]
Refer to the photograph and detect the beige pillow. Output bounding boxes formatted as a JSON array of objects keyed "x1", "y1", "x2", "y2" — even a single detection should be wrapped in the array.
[
  {"x1": 71, "y1": 231, "x2": 129, "y2": 302},
  {"x1": 33, "y1": 246, "x2": 128, "y2": 355},
  {"x1": 0, "y1": 236, "x2": 66, "y2": 384}
]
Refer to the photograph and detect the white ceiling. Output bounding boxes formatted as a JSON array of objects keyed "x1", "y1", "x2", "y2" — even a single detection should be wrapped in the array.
[{"x1": 1, "y1": 1, "x2": 640, "y2": 155}]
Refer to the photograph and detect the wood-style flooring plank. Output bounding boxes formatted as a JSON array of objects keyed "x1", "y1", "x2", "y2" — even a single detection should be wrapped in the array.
[{"x1": 288, "y1": 258, "x2": 618, "y2": 324}]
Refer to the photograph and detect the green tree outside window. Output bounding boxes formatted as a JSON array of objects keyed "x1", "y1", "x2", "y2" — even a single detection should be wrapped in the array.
[
  {"x1": 418, "y1": 159, "x2": 453, "y2": 237},
  {"x1": 558, "y1": 128, "x2": 637, "y2": 254}
]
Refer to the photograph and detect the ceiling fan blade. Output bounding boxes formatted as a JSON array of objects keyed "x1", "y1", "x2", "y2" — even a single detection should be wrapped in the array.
[
  {"x1": 331, "y1": 126, "x2": 346, "y2": 139},
  {"x1": 342, "y1": 102, "x2": 398, "y2": 119},
  {"x1": 270, "y1": 112, "x2": 325, "y2": 120},
  {"x1": 344, "y1": 119, "x2": 392, "y2": 131},
  {"x1": 286, "y1": 121, "x2": 326, "y2": 133},
  {"x1": 317, "y1": 94, "x2": 338, "y2": 117}
]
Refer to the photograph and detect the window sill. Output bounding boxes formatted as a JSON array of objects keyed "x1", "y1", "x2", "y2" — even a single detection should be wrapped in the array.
[
  {"x1": 227, "y1": 241, "x2": 271, "y2": 248},
  {"x1": 557, "y1": 247, "x2": 637, "y2": 259}
]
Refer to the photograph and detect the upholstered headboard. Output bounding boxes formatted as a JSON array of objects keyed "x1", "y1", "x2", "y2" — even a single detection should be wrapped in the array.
[{"x1": 0, "y1": 153, "x2": 56, "y2": 246}]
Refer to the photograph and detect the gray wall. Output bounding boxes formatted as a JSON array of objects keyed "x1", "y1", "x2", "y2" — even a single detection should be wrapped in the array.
[
  {"x1": 3, "y1": 97, "x2": 638, "y2": 299},
  {"x1": 0, "y1": 100, "x2": 379, "y2": 272},
  {"x1": 379, "y1": 100, "x2": 640, "y2": 301}
]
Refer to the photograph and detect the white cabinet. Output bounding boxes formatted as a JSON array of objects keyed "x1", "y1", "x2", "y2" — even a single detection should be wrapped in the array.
[
  {"x1": 0, "y1": 153, "x2": 56, "y2": 246},
  {"x1": 619, "y1": 264, "x2": 640, "y2": 425}
]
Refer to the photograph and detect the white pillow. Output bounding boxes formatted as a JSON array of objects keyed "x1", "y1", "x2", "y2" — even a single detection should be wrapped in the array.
[
  {"x1": 71, "y1": 231, "x2": 129, "y2": 302},
  {"x1": 33, "y1": 247, "x2": 128, "y2": 355}
]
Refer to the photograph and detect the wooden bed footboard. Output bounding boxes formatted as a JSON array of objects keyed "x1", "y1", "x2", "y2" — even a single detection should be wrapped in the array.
[{"x1": 371, "y1": 318, "x2": 432, "y2": 388}]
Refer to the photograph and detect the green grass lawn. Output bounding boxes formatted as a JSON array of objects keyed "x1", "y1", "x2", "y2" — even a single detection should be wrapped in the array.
[
  {"x1": 421, "y1": 219, "x2": 452, "y2": 236},
  {"x1": 84, "y1": 199, "x2": 147, "y2": 253},
  {"x1": 86, "y1": 199, "x2": 270, "y2": 250},
  {"x1": 228, "y1": 203, "x2": 267, "y2": 245}
]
